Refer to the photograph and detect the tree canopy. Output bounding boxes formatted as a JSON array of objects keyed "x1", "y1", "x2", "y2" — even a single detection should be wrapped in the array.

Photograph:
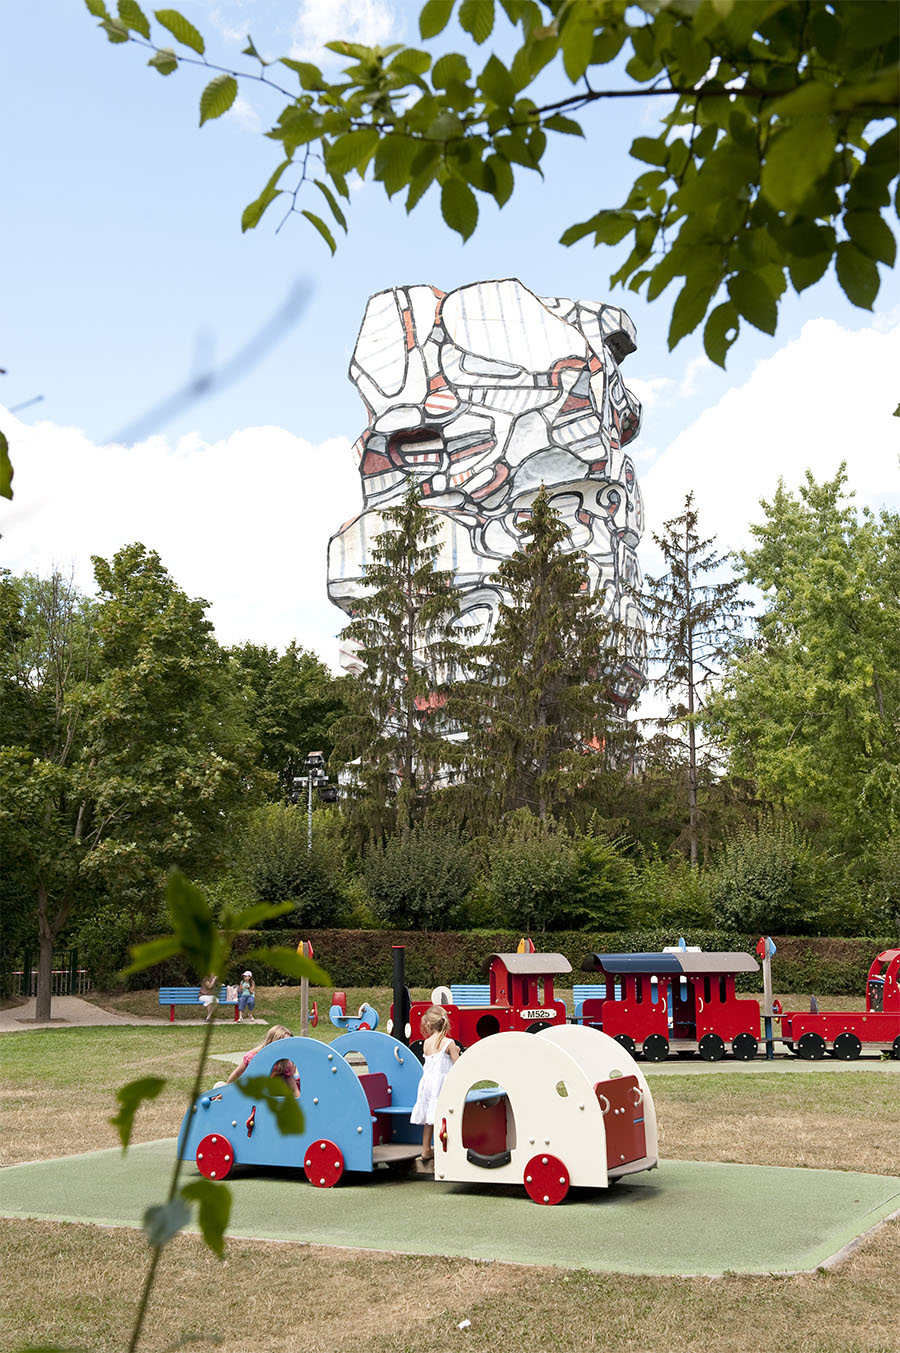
[{"x1": 88, "y1": 0, "x2": 898, "y2": 366}]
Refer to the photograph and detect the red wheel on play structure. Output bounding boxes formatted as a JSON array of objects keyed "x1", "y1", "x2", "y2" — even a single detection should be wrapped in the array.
[
  {"x1": 523, "y1": 1153, "x2": 569, "y2": 1205},
  {"x1": 304, "y1": 1139, "x2": 345, "y2": 1188},
  {"x1": 310, "y1": 1001, "x2": 318, "y2": 1028},
  {"x1": 196, "y1": 1133, "x2": 235, "y2": 1180}
]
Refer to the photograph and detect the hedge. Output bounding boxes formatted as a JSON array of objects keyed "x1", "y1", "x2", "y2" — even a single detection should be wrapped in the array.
[{"x1": 132, "y1": 928, "x2": 896, "y2": 997}]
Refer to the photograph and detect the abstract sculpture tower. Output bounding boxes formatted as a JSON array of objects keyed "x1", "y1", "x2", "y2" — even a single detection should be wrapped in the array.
[{"x1": 327, "y1": 278, "x2": 646, "y2": 709}]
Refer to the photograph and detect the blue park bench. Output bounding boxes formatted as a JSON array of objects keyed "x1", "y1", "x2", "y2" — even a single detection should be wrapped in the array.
[
  {"x1": 450, "y1": 984, "x2": 491, "y2": 1007},
  {"x1": 158, "y1": 985, "x2": 240, "y2": 1023}
]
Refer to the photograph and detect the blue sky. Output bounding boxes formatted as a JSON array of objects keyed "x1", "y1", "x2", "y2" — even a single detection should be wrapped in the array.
[{"x1": 3, "y1": 0, "x2": 899, "y2": 676}]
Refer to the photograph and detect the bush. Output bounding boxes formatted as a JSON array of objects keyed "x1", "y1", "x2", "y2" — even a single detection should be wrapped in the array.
[
  {"x1": 708, "y1": 821, "x2": 852, "y2": 935},
  {"x1": 364, "y1": 824, "x2": 475, "y2": 928},
  {"x1": 235, "y1": 802, "x2": 347, "y2": 927},
  {"x1": 566, "y1": 835, "x2": 643, "y2": 928},
  {"x1": 481, "y1": 814, "x2": 579, "y2": 931},
  {"x1": 634, "y1": 849, "x2": 715, "y2": 928}
]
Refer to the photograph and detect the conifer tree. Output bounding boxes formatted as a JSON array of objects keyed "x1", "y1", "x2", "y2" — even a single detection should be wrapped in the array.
[
  {"x1": 331, "y1": 482, "x2": 468, "y2": 841},
  {"x1": 454, "y1": 487, "x2": 622, "y2": 822},
  {"x1": 642, "y1": 493, "x2": 748, "y2": 865}
]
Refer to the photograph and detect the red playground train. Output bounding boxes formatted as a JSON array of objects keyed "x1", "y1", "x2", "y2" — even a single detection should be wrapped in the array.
[
  {"x1": 580, "y1": 949, "x2": 762, "y2": 1061},
  {"x1": 779, "y1": 948, "x2": 900, "y2": 1060}
]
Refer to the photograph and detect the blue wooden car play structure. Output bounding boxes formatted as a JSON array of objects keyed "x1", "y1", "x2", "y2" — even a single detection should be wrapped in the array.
[
  {"x1": 328, "y1": 991, "x2": 380, "y2": 1033},
  {"x1": 179, "y1": 1031, "x2": 422, "y2": 1187}
]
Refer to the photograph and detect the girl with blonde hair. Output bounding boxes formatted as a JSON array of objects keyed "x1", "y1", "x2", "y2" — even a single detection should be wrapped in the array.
[
  {"x1": 410, "y1": 1005, "x2": 459, "y2": 1164},
  {"x1": 226, "y1": 1024, "x2": 300, "y2": 1097}
]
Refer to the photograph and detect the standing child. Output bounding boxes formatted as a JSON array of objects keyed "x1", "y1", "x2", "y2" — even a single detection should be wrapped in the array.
[
  {"x1": 237, "y1": 971, "x2": 255, "y2": 1022},
  {"x1": 410, "y1": 1006, "x2": 459, "y2": 1165}
]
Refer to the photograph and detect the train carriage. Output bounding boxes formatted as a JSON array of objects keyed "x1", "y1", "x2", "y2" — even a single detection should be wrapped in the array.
[
  {"x1": 579, "y1": 950, "x2": 761, "y2": 1061},
  {"x1": 780, "y1": 948, "x2": 900, "y2": 1059}
]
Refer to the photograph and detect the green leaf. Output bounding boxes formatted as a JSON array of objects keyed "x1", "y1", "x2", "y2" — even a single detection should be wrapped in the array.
[
  {"x1": 703, "y1": 300, "x2": 740, "y2": 368},
  {"x1": 391, "y1": 47, "x2": 432, "y2": 77},
  {"x1": 542, "y1": 114, "x2": 583, "y2": 137},
  {"x1": 100, "y1": 17, "x2": 130, "y2": 42},
  {"x1": 315, "y1": 178, "x2": 348, "y2": 231},
  {"x1": 630, "y1": 135, "x2": 669, "y2": 167},
  {"x1": 441, "y1": 178, "x2": 478, "y2": 239},
  {"x1": 232, "y1": 1077, "x2": 304, "y2": 1136},
  {"x1": 420, "y1": 0, "x2": 454, "y2": 39},
  {"x1": 835, "y1": 241, "x2": 879, "y2": 309},
  {"x1": 561, "y1": 9, "x2": 594, "y2": 82},
  {"x1": 109, "y1": 1076, "x2": 166, "y2": 1150},
  {"x1": 166, "y1": 870, "x2": 223, "y2": 977},
  {"x1": 199, "y1": 74, "x2": 238, "y2": 126},
  {"x1": 181, "y1": 1179, "x2": 231, "y2": 1258},
  {"x1": 433, "y1": 52, "x2": 471, "y2": 88},
  {"x1": 241, "y1": 945, "x2": 331, "y2": 986},
  {"x1": 459, "y1": 0, "x2": 494, "y2": 43},
  {"x1": 242, "y1": 34, "x2": 267, "y2": 64},
  {"x1": 844, "y1": 211, "x2": 896, "y2": 266},
  {"x1": 479, "y1": 53, "x2": 515, "y2": 106},
  {"x1": 84, "y1": 0, "x2": 111, "y2": 16},
  {"x1": 668, "y1": 275, "x2": 719, "y2": 348},
  {"x1": 301, "y1": 210, "x2": 337, "y2": 254},
  {"x1": 0, "y1": 430, "x2": 12, "y2": 501},
  {"x1": 727, "y1": 271, "x2": 777, "y2": 334},
  {"x1": 788, "y1": 248, "x2": 831, "y2": 293},
  {"x1": 241, "y1": 183, "x2": 282, "y2": 232},
  {"x1": 281, "y1": 57, "x2": 327, "y2": 90},
  {"x1": 144, "y1": 1197, "x2": 191, "y2": 1248},
  {"x1": 761, "y1": 122, "x2": 836, "y2": 212},
  {"x1": 148, "y1": 46, "x2": 178, "y2": 74},
  {"x1": 224, "y1": 900, "x2": 293, "y2": 930},
  {"x1": 486, "y1": 152, "x2": 514, "y2": 205},
  {"x1": 117, "y1": 0, "x2": 150, "y2": 37},
  {"x1": 326, "y1": 128, "x2": 380, "y2": 175},
  {"x1": 154, "y1": 8, "x2": 205, "y2": 54},
  {"x1": 561, "y1": 209, "x2": 634, "y2": 247},
  {"x1": 121, "y1": 934, "x2": 181, "y2": 976}
]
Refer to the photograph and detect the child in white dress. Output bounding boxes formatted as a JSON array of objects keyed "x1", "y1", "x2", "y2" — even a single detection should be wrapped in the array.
[{"x1": 410, "y1": 1006, "x2": 459, "y2": 1163}]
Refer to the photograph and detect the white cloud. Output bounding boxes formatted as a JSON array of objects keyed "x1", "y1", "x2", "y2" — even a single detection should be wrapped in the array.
[
  {"x1": 1, "y1": 413, "x2": 361, "y2": 671},
  {"x1": 641, "y1": 316, "x2": 900, "y2": 558},
  {"x1": 290, "y1": 0, "x2": 402, "y2": 62}
]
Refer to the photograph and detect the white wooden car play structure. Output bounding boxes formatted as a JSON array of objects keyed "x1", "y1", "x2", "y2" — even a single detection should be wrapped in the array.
[{"x1": 433, "y1": 1024, "x2": 659, "y2": 1204}]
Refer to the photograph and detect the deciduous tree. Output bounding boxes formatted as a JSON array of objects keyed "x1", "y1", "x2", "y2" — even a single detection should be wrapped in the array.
[{"x1": 89, "y1": 0, "x2": 898, "y2": 365}]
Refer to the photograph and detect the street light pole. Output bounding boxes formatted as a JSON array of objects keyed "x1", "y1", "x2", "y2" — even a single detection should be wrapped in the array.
[{"x1": 291, "y1": 751, "x2": 331, "y2": 855}]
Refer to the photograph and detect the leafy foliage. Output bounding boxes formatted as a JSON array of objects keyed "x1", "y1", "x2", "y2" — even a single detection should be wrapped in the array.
[
  {"x1": 708, "y1": 468, "x2": 900, "y2": 860},
  {"x1": 708, "y1": 819, "x2": 851, "y2": 935},
  {"x1": 363, "y1": 822, "x2": 475, "y2": 928},
  {"x1": 88, "y1": 0, "x2": 899, "y2": 363},
  {"x1": 232, "y1": 801, "x2": 348, "y2": 927}
]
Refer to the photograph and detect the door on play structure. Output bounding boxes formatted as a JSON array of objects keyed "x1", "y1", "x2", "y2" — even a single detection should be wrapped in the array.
[{"x1": 594, "y1": 1073, "x2": 646, "y2": 1170}]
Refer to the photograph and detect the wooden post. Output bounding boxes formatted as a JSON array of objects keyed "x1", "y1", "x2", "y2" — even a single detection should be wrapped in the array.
[
  {"x1": 760, "y1": 935, "x2": 776, "y2": 1060},
  {"x1": 298, "y1": 939, "x2": 311, "y2": 1037}
]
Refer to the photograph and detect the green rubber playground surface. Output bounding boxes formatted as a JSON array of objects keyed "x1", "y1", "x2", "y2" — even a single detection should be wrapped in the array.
[{"x1": 2, "y1": 1142, "x2": 897, "y2": 1276}]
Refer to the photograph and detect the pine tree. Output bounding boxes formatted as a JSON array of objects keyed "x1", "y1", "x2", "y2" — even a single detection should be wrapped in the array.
[
  {"x1": 454, "y1": 487, "x2": 622, "y2": 822},
  {"x1": 642, "y1": 493, "x2": 749, "y2": 865},
  {"x1": 331, "y1": 482, "x2": 469, "y2": 841}
]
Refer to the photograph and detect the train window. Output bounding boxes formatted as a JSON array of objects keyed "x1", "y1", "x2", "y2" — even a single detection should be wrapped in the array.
[
  {"x1": 635, "y1": 977, "x2": 643, "y2": 1004},
  {"x1": 719, "y1": 976, "x2": 727, "y2": 1003},
  {"x1": 678, "y1": 977, "x2": 688, "y2": 1002},
  {"x1": 475, "y1": 1014, "x2": 501, "y2": 1040},
  {"x1": 650, "y1": 976, "x2": 659, "y2": 1005},
  {"x1": 555, "y1": 1080, "x2": 569, "y2": 1098},
  {"x1": 703, "y1": 977, "x2": 711, "y2": 1004},
  {"x1": 462, "y1": 1080, "x2": 516, "y2": 1158}
]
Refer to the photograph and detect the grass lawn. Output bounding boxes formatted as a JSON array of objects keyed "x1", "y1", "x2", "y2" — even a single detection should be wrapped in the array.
[{"x1": 1, "y1": 991, "x2": 898, "y2": 1353}]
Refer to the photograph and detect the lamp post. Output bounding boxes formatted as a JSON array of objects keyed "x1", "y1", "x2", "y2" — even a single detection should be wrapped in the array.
[{"x1": 291, "y1": 751, "x2": 333, "y2": 853}]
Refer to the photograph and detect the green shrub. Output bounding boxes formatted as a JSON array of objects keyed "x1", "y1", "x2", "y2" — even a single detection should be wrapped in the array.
[
  {"x1": 364, "y1": 824, "x2": 475, "y2": 929},
  {"x1": 635, "y1": 849, "x2": 715, "y2": 928},
  {"x1": 708, "y1": 821, "x2": 852, "y2": 935},
  {"x1": 235, "y1": 802, "x2": 346, "y2": 927},
  {"x1": 482, "y1": 814, "x2": 579, "y2": 931}
]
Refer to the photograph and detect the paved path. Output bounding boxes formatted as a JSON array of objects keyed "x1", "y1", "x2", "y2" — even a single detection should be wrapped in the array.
[{"x1": 0, "y1": 996, "x2": 265, "y2": 1034}]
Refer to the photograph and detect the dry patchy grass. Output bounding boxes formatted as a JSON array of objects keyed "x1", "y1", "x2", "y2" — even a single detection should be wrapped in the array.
[{"x1": 1, "y1": 1217, "x2": 899, "y2": 1353}]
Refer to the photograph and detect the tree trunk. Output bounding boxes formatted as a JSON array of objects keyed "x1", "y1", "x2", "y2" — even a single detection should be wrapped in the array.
[{"x1": 36, "y1": 884, "x2": 54, "y2": 1022}]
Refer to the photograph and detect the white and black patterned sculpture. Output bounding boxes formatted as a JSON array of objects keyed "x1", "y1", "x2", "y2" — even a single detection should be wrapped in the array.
[{"x1": 327, "y1": 278, "x2": 646, "y2": 708}]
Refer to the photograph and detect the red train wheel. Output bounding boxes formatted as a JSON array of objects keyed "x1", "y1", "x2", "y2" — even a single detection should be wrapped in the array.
[
  {"x1": 304, "y1": 1139, "x2": 344, "y2": 1188},
  {"x1": 196, "y1": 1134, "x2": 235, "y2": 1180},
  {"x1": 523, "y1": 1154, "x2": 569, "y2": 1205}
]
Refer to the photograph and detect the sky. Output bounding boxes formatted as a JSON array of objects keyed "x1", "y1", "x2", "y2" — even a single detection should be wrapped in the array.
[{"x1": 3, "y1": 0, "x2": 899, "y2": 685}]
